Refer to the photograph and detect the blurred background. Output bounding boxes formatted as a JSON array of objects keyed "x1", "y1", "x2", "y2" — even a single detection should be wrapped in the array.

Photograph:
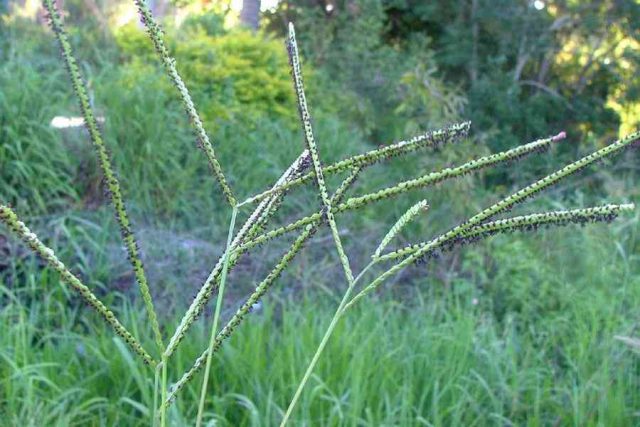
[{"x1": 1, "y1": 1, "x2": 640, "y2": 425}]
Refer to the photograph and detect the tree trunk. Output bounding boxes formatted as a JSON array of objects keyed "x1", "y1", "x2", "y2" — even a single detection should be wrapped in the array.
[{"x1": 240, "y1": 0, "x2": 260, "y2": 31}]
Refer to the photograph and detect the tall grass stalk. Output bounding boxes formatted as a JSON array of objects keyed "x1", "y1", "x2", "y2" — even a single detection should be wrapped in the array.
[
  {"x1": 42, "y1": 0, "x2": 164, "y2": 354},
  {"x1": 131, "y1": 0, "x2": 236, "y2": 206},
  {"x1": 195, "y1": 207, "x2": 238, "y2": 427}
]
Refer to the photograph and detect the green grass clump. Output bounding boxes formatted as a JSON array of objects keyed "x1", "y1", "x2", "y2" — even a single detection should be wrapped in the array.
[{"x1": 2, "y1": 219, "x2": 640, "y2": 425}]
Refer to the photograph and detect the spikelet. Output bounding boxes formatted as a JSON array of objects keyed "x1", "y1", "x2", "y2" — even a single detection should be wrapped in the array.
[
  {"x1": 237, "y1": 131, "x2": 566, "y2": 252},
  {"x1": 338, "y1": 131, "x2": 566, "y2": 211},
  {"x1": 287, "y1": 22, "x2": 355, "y2": 284},
  {"x1": 131, "y1": 0, "x2": 236, "y2": 206},
  {"x1": 0, "y1": 205, "x2": 155, "y2": 366},
  {"x1": 244, "y1": 151, "x2": 311, "y2": 241},
  {"x1": 376, "y1": 204, "x2": 635, "y2": 262},
  {"x1": 346, "y1": 130, "x2": 640, "y2": 309},
  {"x1": 239, "y1": 121, "x2": 470, "y2": 206},
  {"x1": 373, "y1": 200, "x2": 429, "y2": 259},
  {"x1": 42, "y1": 0, "x2": 163, "y2": 353}
]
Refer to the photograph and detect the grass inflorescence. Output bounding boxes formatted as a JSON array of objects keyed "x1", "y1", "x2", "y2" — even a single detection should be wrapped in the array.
[{"x1": 1, "y1": 6, "x2": 638, "y2": 425}]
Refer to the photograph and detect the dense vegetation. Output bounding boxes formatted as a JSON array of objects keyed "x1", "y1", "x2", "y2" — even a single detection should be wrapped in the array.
[{"x1": 1, "y1": 0, "x2": 640, "y2": 425}]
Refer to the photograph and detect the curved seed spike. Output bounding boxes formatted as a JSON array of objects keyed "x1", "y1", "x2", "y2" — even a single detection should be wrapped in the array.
[
  {"x1": 239, "y1": 121, "x2": 470, "y2": 206},
  {"x1": 346, "y1": 130, "x2": 640, "y2": 309},
  {"x1": 377, "y1": 204, "x2": 636, "y2": 262},
  {"x1": 163, "y1": 151, "x2": 310, "y2": 359},
  {"x1": 0, "y1": 205, "x2": 155, "y2": 366},
  {"x1": 43, "y1": 0, "x2": 163, "y2": 353},
  {"x1": 373, "y1": 200, "x2": 429, "y2": 259},
  {"x1": 337, "y1": 132, "x2": 566, "y2": 211},
  {"x1": 163, "y1": 167, "x2": 362, "y2": 407},
  {"x1": 238, "y1": 131, "x2": 565, "y2": 252},
  {"x1": 132, "y1": 0, "x2": 236, "y2": 206}
]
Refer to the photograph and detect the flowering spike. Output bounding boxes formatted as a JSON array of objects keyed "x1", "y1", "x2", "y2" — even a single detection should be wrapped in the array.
[
  {"x1": 377, "y1": 204, "x2": 636, "y2": 262},
  {"x1": 131, "y1": 0, "x2": 236, "y2": 206},
  {"x1": 373, "y1": 200, "x2": 429, "y2": 259},
  {"x1": 347, "y1": 130, "x2": 640, "y2": 309},
  {"x1": 163, "y1": 167, "x2": 362, "y2": 405},
  {"x1": 287, "y1": 22, "x2": 355, "y2": 284},
  {"x1": 43, "y1": 0, "x2": 163, "y2": 354},
  {"x1": 238, "y1": 132, "x2": 565, "y2": 251},
  {"x1": 239, "y1": 122, "x2": 470, "y2": 206},
  {"x1": 0, "y1": 205, "x2": 155, "y2": 366},
  {"x1": 163, "y1": 151, "x2": 312, "y2": 358}
]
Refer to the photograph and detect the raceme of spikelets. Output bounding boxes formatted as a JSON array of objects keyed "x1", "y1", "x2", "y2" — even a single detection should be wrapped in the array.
[
  {"x1": 163, "y1": 151, "x2": 313, "y2": 359},
  {"x1": 287, "y1": 22, "x2": 355, "y2": 285},
  {"x1": 239, "y1": 121, "x2": 470, "y2": 207},
  {"x1": 375, "y1": 204, "x2": 636, "y2": 262},
  {"x1": 42, "y1": 0, "x2": 164, "y2": 354},
  {"x1": 373, "y1": 200, "x2": 429, "y2": 259},
  {"x1": 163, "y1": 166, "x2": 363, "y2": 406},
  {"x1": 0, "y1": 205, "x2": 155, "y2": 366},
  {"x1": 131, "y1": 0, "x2": 236, "y2": 206},
  {"x1": 346, "y1": 130, "x2": 640, "y2": 310},
  {"x1": 243, "y1": 151, "x2": 311, "y2": 241},
  {"x1": 236, "y1": 131, "x2": 566, "y2": 253}
]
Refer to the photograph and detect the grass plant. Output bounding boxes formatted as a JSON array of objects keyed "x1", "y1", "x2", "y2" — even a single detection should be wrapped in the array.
[{"x1": 0, "y1": 2, "x2": 638, "y2": 425}]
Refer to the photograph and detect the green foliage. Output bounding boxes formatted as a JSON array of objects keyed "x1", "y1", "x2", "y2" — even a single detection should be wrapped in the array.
[
  {"x1": 2, "y1": 214, "x2": 639, "y2": 424},
  {"x1": 114, "y1": 23, "x2": 298, "y2": 128},
  {"x1": 268, "y1": 0, "x2": 640, "y2": 180},
  {"x1": 265, "y1": 0, "x2": 466, "y2": 141}
]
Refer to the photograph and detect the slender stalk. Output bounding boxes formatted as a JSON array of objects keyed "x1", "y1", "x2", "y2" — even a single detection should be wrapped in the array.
[
  {"x1": 43, "y1": 0, "x2": 164, "y2": 354},
  {"x1": 160, "y1": 358, "x2": 167, "y2": 427},
  {"x1": 196, "y1": 207, "x2": 238, "y2": 427},
  {"x1": 132, "y1": 0, "x2": 236, "y2": 206},
  {"x1": 279, "y1": 262, "x2": 375, "y2": 426},
  {"x1": 153, "y1": 364, "x2": 160, "y2": 427}
]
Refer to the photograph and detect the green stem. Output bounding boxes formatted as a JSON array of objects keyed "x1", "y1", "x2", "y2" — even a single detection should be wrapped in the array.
[
  {"x1": 153, "y1": 364, "x2": 160, "y2": 426},
  {"x1": 196, "y1": 207, "x2": 238, "y2": 427},
  {"x1": 280, "y1": 262, "x2": 375, "y2": 426},
  {"x1": 160, "y1": 358, "x2": 167, "y2": 427}
]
